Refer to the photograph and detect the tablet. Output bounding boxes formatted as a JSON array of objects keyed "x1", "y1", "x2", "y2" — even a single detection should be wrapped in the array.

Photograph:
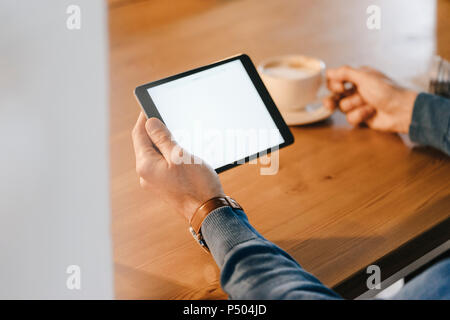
[{"x1": 134, "y1": 54, "x2": 294, "y2": 173}]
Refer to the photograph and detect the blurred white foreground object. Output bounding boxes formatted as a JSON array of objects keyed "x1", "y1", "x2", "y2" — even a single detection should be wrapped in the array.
[{"x1": 0, "y1": 0, "x2": 112, "y2": 299}]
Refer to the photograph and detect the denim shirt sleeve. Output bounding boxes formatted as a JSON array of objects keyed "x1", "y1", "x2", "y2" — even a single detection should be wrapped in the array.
[
  {"x1": 409, "y1": 93, "x2": 450, "y2": 155},
  {"x1": 201, "y1": 207, "x2": 341, "y2": 300}
]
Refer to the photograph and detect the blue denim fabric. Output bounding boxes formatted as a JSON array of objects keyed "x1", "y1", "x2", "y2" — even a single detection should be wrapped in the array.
[
  {"x1": 409, "y1": 93, "x2": 450, "y2": 155},
  {"x1": 201, "y1": 93, "x2": 450, "y2": 299},
  {"x1": 392, "y1": 258, "x2": 450, "y2": 300}
]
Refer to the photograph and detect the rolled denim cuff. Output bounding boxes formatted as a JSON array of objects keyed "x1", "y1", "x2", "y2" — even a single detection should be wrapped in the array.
[
  {"x1": 201, "y1": 206, "x2": 259, "y2": 268},
  {"x1": 409, "y1": 92, "x2": 450, "y2": 155}
]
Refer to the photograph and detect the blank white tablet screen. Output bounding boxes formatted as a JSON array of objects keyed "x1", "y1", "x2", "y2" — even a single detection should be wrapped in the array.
[{"x1": 147, "y1": 60, "x2": 284, "y2": 169}]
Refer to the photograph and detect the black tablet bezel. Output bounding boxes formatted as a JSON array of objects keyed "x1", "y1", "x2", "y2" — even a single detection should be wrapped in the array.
[{"x1": 134, "y1": 54, "x2": 294, "y2": 173}]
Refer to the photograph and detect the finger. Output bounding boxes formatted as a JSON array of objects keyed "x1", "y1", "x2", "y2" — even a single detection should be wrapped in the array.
[
  {"x1": 327, "y1": 79, "x2": 345, "y2": 93},
  {"x1": 323, "y1": 96, "x2": 336, "y2": 111},
  {"x1": 145, "y1": 117, "x2": 178, "y2": 162},
  {"x1": 339, "y1": 93, "x2": 364, "y2": 113},
  {"x1": 346, "y1": 105, "x2": 376, "y2": 126},
  {"x1": 327, "y1": 65, "x2": 362, "y2": 85}
]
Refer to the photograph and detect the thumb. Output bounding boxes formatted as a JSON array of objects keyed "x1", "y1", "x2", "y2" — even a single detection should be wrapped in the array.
[{"x1": 145, "y1": 118, "x2": 178, "y2": 162}]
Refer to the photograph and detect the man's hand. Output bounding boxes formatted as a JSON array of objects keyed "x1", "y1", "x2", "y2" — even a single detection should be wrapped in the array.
[
  {"x1": 323, "y1": 66, "x2": 418, "y2": 133},
  {"x1": 132, "y1": 113, "x2": 225, "y2": 222}
]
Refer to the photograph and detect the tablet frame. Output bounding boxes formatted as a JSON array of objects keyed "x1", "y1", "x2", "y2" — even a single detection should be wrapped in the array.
[{"x1": 134, "y1": 54, "x2": 294, "y2": 173}]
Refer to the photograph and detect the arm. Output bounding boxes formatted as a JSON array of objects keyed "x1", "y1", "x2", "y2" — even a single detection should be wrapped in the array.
[
  {"x1": 202, "y1": 207, "x2": 340, "y2": 299},
  {"x1": 131, "y1": 113, "x2": 340, "y2": 300}
]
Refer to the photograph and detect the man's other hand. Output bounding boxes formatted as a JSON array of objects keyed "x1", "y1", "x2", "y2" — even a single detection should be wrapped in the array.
[
  {"x1": 132, "y1": 113, "x2": 225, "y2": 222},
  {"x1": 323, "y1": 66, "x2": 418, "y2": 133}
]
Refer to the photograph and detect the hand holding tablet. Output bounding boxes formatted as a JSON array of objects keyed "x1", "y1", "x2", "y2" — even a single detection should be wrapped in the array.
[{"x1": 134, "y1": 54, "x2": 294, "y2": 173}]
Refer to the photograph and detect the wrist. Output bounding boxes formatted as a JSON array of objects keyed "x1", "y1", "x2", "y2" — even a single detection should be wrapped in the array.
[
  {"x1": 189, "y1": 196, "x2": 242, "y2": 233},
  {"x1": 182, "y1": 192, "x2": 226, "y2": 223},
  {"x1": 394, "y1": 89, "x2": 418, "y2": 133},
  {"x1": 188, "y1": 196, "x2": 243, "y2": 252}
]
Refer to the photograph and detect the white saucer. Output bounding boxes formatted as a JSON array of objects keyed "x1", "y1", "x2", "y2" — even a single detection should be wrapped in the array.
[{"x1": 281, "y1": 102, "x2": 334, "y2": 126}]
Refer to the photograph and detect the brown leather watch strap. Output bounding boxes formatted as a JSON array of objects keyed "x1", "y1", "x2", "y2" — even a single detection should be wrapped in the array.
[{"x1": 189, "y1": 196, "x2": 242, "y2": 234}]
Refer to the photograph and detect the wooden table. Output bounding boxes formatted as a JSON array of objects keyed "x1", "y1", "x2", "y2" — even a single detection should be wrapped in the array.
[{"x1": 109, "y1": 0, "x2": 450, "y2": 299}]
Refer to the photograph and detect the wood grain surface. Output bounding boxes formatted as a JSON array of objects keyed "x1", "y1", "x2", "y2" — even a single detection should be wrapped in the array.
[{"x1": 109, "y1": 0, "x2": 450, "y2": 299}]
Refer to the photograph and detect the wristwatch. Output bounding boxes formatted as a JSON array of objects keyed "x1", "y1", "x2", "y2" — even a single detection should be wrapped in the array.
[{"x1": 189, "y1": 196, "x2": 243, "y2": 252}]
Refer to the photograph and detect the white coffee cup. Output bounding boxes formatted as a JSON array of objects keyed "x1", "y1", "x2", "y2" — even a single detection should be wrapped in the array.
[{"x1": 258, "y1": 55, "x2": 326, "y2": 112}]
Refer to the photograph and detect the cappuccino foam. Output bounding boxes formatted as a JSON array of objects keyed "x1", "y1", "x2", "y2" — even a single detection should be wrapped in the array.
[{"x1": 264, "y1": 65, "x2": 317, "y2": 79}]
